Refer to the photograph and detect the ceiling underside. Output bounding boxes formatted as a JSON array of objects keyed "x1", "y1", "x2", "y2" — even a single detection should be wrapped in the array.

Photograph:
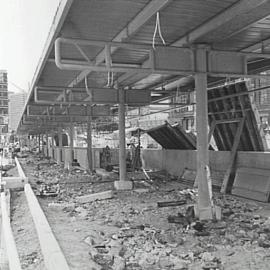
[{"x1": 18, "y1": 0, "x2": 270, "y2": 134}]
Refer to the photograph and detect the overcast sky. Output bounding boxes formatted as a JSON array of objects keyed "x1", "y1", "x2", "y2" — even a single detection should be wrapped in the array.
[{"x1": 0, "y1": 0, "x2": 61, "y2": 93}]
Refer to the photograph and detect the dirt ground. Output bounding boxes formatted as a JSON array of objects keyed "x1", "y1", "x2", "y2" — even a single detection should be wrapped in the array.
[
  {"x1": 7, "y1": 165, "x2": 45, "y2": 270},
  {"x1": 12, "y1": 153, "x2": 270, "y2": 270}
]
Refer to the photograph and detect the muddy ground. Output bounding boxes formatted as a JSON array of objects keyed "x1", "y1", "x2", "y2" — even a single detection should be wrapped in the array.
[{"x1": 11, "y1": 153, "x2": 270, "y2": 269}]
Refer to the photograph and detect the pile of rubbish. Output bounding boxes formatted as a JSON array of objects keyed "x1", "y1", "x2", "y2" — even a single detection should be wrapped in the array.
[{"x1": 19, "y1": 153, "x2": 270, "y2": 270}]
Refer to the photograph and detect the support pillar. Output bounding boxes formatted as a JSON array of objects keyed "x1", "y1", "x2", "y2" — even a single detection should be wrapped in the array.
[
  {"x1": 42, "y1": 134, "x2": 45, "y2": 154},
  {"x1": 194, "y1": 47, "x2": 216, "y2": 220},
  {"x1": 114, "y1": 88, "x2": 133, "y2": 190},
  {"x1": 51, "y1": 133, "x2": 55, "y2": 160},
  {"x1": 46, "y1": 133, "x2": 49, "y2": 157},
  {"x1": 65, "y1": 124, "x2": 74, "y2": 170},
  {"x1": 87, "y1": 115, "x2": 93, "y2": 172},
  {"x1": 27, "y1": 135, "x2": 31, "y2": 150},
  {"x1": 57, "y1": 127, "x2": 62, "y2": 165},
  {"x1": 38, "y1": 134, "x2": 41, "y2": 153}
]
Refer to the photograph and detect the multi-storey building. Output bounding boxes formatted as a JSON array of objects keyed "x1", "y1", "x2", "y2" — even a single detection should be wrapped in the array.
[
  {"x1": 0, "y1": 70, "x2": 9, "y2": 136},
  {"x1": 9, "y1": 91, "x2": 27, "y2": 132},
  {"x1": 168, "y1": 92, "x2": 196, "y2": 132},
  {"x1": 249, "y1": 75, "x2": 270, "y2": 129}
]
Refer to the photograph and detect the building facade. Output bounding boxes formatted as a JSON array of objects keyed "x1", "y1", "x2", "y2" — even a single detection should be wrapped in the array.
[
  {"x1": 9, "y1": 91, "x2": 27, "y2": 132},
  {"x1": 0, "y1": 70, "x2": 9, "y2": 136}
]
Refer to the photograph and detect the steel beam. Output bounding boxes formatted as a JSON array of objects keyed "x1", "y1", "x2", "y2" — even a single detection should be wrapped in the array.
[
  {"x1": 35, "y1": 85, "x2": 151, "y2": 105},
  {"x1": 55, "y1": 37, "x2": 270, "y2": 79}
]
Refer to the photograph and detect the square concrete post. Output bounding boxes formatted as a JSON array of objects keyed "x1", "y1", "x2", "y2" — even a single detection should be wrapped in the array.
[
  {"x1": 65, "y1": 124, "x2": 74, "y2": 170},
  {"x1": 27, "y1": 135, "x2": 31, "y2": 150},
  {"x1": 51, "y1": 132, "x2": 55, "y2": 160},
  {"x1": 87, "y1": 115, "x2": 93, "y2": 171},
  {"x1": 195, "y1": 46, "x2": 214, "y2": 220},
  {"x1": 41, "y1": 134, "x2": 45, "y2": 154},
  {"x1": 38, "y1": 134, "x2": 41, "y2": 153},
  {"x1": 46, "y1": 133, "x2": 49, "y2": 157},
  {"x1": 114, "y1": 88, "x2": 133, "y2": 190},
  {"x1": 57, "y1": 127, "x2": 62, "y2": 165}
]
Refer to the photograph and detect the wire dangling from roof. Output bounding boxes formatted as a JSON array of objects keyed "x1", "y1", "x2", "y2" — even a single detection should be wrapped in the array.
[{"x1": 152, "y1": 12, "x2": 166, "y2": 50}]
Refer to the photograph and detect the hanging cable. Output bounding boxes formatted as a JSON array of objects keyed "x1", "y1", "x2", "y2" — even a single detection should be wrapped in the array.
[
  {"x1": 106, "y1": 71, "x2": 114, "y2": 87},
  {"x1": 84, "y1": 76, "x2": 92, "y2": 101},
  {"x1": 152, "y1": 12, "x2": 166, "y2": 50}
]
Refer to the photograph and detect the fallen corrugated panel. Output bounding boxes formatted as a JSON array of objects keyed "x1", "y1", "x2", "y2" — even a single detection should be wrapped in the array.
[
  {"x1": 208, "y1": 81, "x2": 266, "y2": 151},
  {"x1": 232, "y1": 167, "x2": 270, "y2": 202},
  {"x1": 146, "y1": 122, "x2": 196, "y2": 150}
]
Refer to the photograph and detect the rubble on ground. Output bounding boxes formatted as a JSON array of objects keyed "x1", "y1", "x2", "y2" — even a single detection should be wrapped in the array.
[{"x1": 19, "y1": 153, "x2": 270, "y2": 270}]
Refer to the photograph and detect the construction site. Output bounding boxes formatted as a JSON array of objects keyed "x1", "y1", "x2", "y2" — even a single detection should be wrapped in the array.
[{"x1": 2, "y1": 0, "x2": 270, "y2": 269}]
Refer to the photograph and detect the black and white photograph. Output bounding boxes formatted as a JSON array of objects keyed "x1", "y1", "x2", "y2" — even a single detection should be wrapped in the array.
[{"x1": 1, "y1": 0, "x2": 270, "y2": 269}]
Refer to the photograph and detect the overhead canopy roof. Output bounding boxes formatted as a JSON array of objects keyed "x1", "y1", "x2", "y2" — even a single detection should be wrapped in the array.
[{"x1": 18, "y1": 0, "x2": 270, "y2": 134}]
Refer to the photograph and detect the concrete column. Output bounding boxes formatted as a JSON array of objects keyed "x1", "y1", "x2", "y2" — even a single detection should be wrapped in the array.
[
  {"x1": 57, "y1": 127, "x2": 62, "y2": 164},
  {"x1": 114, "y1": 88, "x2": 133, "y2": 190},
  {"x1": 27, "y1": 135, "x2": 31, "y2": 150},
  {"x1": 74, "y1": 127, "x2": 78, "y2": 147},
  {"x1": 46, "y1": 135, "x2": 48, "y2": 156},
  {"x1": 41, "y1": 134, "x2": 44, "y2": 154},
  {"x1": 38, "y1": 134, "x2": 41, "y2": 153},
  {"x1": 65, "y1": 124, "x2": 74, "y2": 170},
  {"x1": 51, "y1": 133, "x2": 55, "y2": 160},
  {"x1": 87, "y1": 115, "x2": 93, "y2": 171},
  {"x1": 195, "y1": 47, "x2": 215, "y2": 220}
]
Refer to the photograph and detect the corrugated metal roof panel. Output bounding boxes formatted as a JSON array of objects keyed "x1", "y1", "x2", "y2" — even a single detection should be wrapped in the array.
[
  {"x1": 147, "y1": 122, "x2": 196, "y2": 150},
  {"x1": 61, "y1": 0, "x2": 151, "y2": 40},
  {"x1": 128, "y1": 0, "x2": 238, "y2": 45}
]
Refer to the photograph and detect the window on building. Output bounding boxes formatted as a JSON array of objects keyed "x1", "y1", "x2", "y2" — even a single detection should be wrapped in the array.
[{"x1": 260, "y1": 89, "x2": 268, "y2": 105}]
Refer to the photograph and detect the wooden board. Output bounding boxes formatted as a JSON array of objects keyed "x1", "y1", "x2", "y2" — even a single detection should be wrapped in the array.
[{"x1": 208, "y1": 81, "x2": 266, "y2": 152}]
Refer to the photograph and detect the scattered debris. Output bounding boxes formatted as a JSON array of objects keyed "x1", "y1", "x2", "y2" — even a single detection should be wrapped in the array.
[
  {"x1": 15, "y1": 153, "x2": 270, "y2": 270},
  {"x1": 76, "y1": 190, "x2": 114, "y2": 204},
  {"x1": 157, "y1": 200, "x2": 187, "y2": 208},
  {"x1": 37, "y1": 183, "x2": 60, "y2": 197}
]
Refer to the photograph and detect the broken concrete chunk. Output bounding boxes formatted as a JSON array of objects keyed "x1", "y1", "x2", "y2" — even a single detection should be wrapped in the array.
[
  {"x1": 134, "y1": 188, "x2": 149, "y2": 193},
  {"x1": 48, "y1": 202, "x2": 75, "y2": 212},
  {"x1": 76, "y1": 190, "x2": 113, "y2": 204},
  {"x1": 157, "y1": 200, "x2": 186, "y2": 208},
  {"x1": 112, "y1": 256, "x2": 126, "y2": 270},
  {"x1": 95, "y1": 168, "x2": 116, "y2": 180}
]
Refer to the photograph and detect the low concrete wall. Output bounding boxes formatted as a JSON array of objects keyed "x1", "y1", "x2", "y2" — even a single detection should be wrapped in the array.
[
  {"x1": 164, "y1": 150, "x2": 197, "y2": 176},
  {"x1": 142, "y1": 149, "x2": 270, "y2": 178},
  {"x1": 74, "y1": 148, "x2": 88, "y2": 169},
  {"x1": 142, "y1": 149, "x2": 231, "y2": 177},
  {"x1": 48, "y1": 148, "x2": 53, "y2": 159},
  {"x1": 74, "y1": 147, "x2": 116, "y2": 169},
  {"x1": 237, "y1": 151, "x2": 270, "y2": 170},
  {"x1": 141, "y1": 149, "x2": 164, "y2": 171}
]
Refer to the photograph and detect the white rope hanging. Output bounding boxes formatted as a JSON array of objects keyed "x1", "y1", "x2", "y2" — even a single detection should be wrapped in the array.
[
  {"x1": 152, "y1": 12, "x2": 166, "y2": 50},
  {"x1": 84, "y1": 76, "x2": 92, "y2": 101}
]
